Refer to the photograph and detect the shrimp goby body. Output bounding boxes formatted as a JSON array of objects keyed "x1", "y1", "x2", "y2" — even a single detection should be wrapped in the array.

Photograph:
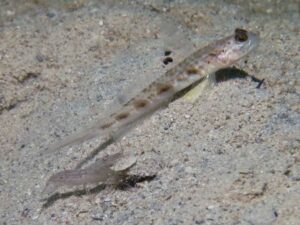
[
  {"x1": 46, "y1": 28, "x2": 259, "y2": 153},
  {"x1": 43, "y1": 153, "x2": 137, "y2": 196}
]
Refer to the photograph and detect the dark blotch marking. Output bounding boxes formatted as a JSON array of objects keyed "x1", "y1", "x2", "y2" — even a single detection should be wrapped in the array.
[
  {"x1": 156, "y1": 83, "x2": 173, "y2": 95},
  {"x1": 164, "y1": 50, "x2": 172, "y2": 56},
  {"x1": 115, "y1": 112, "x2": 130, "y2": 120},
  {"x1": 101, "y1": 121, "x2": 115, "y2": 129},
  {"x1": 163, "y1": 57, "x2": 173, "y2": 65},
  {"x1": 186, "y1": 66, "x2": 199, "y2": 75},
  {"x1": 133, "y1": 99, "x2": 150, "y2": 109},
  {"x1": 208, "y1": 49, "x2": 221, "y2": 57},
  {"x1": 208, "y1": 52, "x2": 217, "y2": 57},
  {"x1": 235, "y1": 28, "x2": 248, "y2": 42}
]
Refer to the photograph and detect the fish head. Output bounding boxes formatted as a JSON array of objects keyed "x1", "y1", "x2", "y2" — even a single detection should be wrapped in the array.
[{"x1": 216, "y1": 28, "x2": 260, "y2": 67}]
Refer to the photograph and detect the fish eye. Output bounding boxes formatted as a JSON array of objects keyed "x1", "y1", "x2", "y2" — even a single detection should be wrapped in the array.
[{"x1": 234, "y1": 28, "x2": 248, "y2": 42}]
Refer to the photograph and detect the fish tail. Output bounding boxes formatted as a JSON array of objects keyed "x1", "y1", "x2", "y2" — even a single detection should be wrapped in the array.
[{"x1": 45, "y1": 126, "x2": 106, "y2": 154}]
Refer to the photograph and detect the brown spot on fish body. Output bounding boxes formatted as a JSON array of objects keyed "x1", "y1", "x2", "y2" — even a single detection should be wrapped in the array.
[
  {"x1": 101, "y1": 121, "x2": 115, "y2": 129},
  {"x1": 133, "y1": 99, "x2": 150, "y2": 109},
  {"x1": 208, "y1": 49, "x2": 222, "y2": 57},
  {"x1": 115, "y1": 112, "x2": 130, "y2": 121},
  {"x1": 176, "y1": 74, "x2": 188, "y2": 81},
  {"x1": 156, "y1": 83, "x2": 173, "y2": 95},
  {"x1": 186, "y1": 66, "x2": 199, "y2": 75},
  {"x1": 208, "y1": 52, "x2": 218, "y2": 57}
]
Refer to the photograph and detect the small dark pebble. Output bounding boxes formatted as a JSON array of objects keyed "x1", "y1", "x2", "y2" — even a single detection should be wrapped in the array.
[
  {"x1": 284, "y1": 169, "x2": 291, "y2": 176},
  {"x1": 163, "y1": 57, "x2": 173, "y2": 65},
  {"x1": 89, "y1": 45, "x2": 98, "y2": 52},
  {"x1": 36, "y1": 54, "x2": 44, "y2": 62},
  {"x1": 91, "y1": 215, "x2": 104, "y2": 221},
  {"x1": 21, "y1": 208, "x2": 30, "y2": 218},
  {"x1": 46, "y1": 12, "x2": 56, "y2": 18},
  {"x1": 96, "y1": 94, "x2": 103, "y2": 102}
]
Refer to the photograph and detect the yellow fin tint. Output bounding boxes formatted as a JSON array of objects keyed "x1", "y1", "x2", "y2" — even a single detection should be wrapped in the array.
[{"x1": 183, "y1": 72, "x2": 216, "y2": 102}]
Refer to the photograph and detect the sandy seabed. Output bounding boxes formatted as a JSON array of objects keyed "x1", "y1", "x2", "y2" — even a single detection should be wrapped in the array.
[{"x1": 0, "y1": 0, "x2": 299, "y2": 224}]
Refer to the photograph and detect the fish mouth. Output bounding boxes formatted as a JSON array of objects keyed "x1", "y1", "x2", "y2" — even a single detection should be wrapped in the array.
[
  {"x1": 234, "y1": 28, "x2": 260, "y2": 54},
  {"x1": 233, "y1": 30, "x2": 260, "y2": 60},
  {"x1": 247, "y1": 30, "x2": 260, "y2": 52}
]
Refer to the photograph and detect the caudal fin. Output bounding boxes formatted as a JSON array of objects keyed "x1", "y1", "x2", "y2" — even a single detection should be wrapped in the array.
[{"x1": 45, "y1": 126, "x2": 103, "y2": 154}]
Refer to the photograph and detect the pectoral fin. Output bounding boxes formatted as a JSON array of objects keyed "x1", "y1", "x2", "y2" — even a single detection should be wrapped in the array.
[{"x1": 183, "y1": 72, "x2": 216, "y2": 102}]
